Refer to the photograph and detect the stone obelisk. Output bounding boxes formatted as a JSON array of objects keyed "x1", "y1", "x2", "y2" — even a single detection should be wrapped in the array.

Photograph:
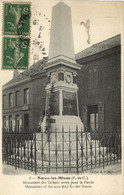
[
  {"x1": 36, "y1": 2, "x2": 86, "y2": 172},
  {"x1": 44, "y1": 1, "x2": 84, "y2": 132},
  {"x1": 48, "y1": 2, "x2": 75, "y2": 62}
]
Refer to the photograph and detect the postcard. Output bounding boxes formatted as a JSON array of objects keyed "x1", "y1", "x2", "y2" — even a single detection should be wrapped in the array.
[{"x1": 0, "y1": 0, "x2": 124, "y2": 194}]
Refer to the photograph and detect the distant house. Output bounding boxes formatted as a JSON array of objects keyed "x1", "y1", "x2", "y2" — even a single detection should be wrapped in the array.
[{"x1": 2, "y1": 34, "x2": 121, "y2": 132}]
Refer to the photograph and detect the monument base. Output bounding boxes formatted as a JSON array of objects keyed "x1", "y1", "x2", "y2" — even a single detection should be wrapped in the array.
[
  {"x1": 35, "y1": 131, "x2": 114, "y2": 173},
  {"x1": 50, "y1": 115, "x2": 84, "y2": 132},
  {"x1": 41, "y1": 115, "x2": 84, "y2": 132}
]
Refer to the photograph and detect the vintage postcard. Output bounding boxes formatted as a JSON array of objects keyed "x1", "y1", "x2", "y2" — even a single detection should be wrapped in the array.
[{"x1": 0, "y1": 0, "x2": 124, "y2": 195}]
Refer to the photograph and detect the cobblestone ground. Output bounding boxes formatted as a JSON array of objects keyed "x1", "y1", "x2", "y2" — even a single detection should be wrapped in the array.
[{"x1": 2, "y1": 163, "x2": 121, "y2": 175}]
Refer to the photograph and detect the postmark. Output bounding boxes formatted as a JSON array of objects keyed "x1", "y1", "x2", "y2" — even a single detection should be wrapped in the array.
[
  {"x1": 4, "y1": 3, "x2": 30, "y2": 36},
  {"x1": 3, "y1": 37, "x2": 29, "y2": 69}
]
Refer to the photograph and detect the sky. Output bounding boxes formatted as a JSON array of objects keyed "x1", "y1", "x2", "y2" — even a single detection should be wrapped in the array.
[{"x1": 0, "y1": 0, "x2": 123, "y2": 86}]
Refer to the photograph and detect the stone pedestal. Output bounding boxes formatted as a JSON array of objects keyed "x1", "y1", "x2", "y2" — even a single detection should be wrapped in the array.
[{"x1": 41, "y1": 2, "x2": 84, "y2": 133}]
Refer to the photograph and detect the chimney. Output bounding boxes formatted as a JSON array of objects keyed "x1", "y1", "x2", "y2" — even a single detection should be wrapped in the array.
[{"x1": 13, "y1": 70, "x2": 19, "y2": 79}]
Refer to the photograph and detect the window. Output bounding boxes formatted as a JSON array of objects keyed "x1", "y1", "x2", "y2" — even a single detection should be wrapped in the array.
[
  {"x1": 9, "y1": 115, "x2": 12, "y2": 131},
  {"x1": 94, "y1": 68, "x2": 96, "y2": 72},
  {"x1": 9, "y1": 93, "x2": 13, "y2": 107},
  {"x1": 58, "y1": 72, "x2": 64, "y2": 81},
  {"x1": 88, "y1": 67, "x2": 98, "y2": 89},
  {"x1": 89, "y1": 69, "x2": 92, "y2": 73},
  {"x1": 16, "y1": 115, "x2": 20, "y2": 132},
  {"x1": 63, "y1": 91, "x2": 78, "y2": 116},
  {"x1": 15, "y1": 91, "x2": 20, "y2": 106},
  {"x1": 24, "y1": 88, "x2": 29, "y2": 105},
  {"x1": 88, "y1": 105, "x2": 98, "y2": 131},
  {"x1": 24, "y1": 114, "x2": 29, "y2": 131},
  {"x1": 3, "y1": 95, "x2": 6, "y2": 109},
  {"x1": 3, "y1": 116, "x2": 6, "y2": 131}
]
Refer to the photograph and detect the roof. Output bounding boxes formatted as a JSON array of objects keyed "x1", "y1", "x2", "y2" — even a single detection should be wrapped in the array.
[
  {"x1": 3, "y1": 58, "x2": 48, "y2": 88},
  {"x1": 3, "y1": 35, "x2": 121, "y2": 88},
  {"x1": 3, "y1": 74, "x2": 30, "y2": 87},
  {"x1": 75, "y1": 34, "x2": 121, "y2": 60}
]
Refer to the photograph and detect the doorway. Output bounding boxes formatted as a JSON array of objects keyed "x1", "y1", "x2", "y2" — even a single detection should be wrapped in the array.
[{"x1": 88, "y1": 105, "x2": 98, "y2": 131}]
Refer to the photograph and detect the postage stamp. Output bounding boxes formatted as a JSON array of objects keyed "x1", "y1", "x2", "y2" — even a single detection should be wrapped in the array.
[
  {"x1": 3, "y1": 37, "x2": 29, "y2": 69},
  {"x1": 3, "y1": 3, "x2": 30, "y2": 36},
  {"x1": 2, "y1": 2, "x2": 31, "y2": 70}
]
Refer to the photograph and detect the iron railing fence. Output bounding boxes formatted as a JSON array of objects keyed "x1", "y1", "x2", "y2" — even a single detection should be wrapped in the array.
[
  {"x1": 2, "y1": 127, "x2": 40, "y2": 132},
  {"x1": 2, "y1": 132, "x2": 36, "y2": 172},
  {"x1": 2, "y1": 129, "x2": 121, "y2": 174}
]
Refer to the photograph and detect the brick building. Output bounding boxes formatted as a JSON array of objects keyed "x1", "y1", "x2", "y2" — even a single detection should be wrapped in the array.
[
  {"x1": 2, "y1": 59, "x2": 48, "y2": 132},
  {"x1": 76, "y1": 34, "x2": 121, "y2": 131},
  {"x1": 2, "y1": 34, "x2": 121, "y2": 132}
]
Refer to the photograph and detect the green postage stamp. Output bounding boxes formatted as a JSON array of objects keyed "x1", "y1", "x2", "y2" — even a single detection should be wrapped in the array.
[
  {"x1": 2, "y1": 3, "x2": 30, "y2": 70},
  {"x1": 4, "y1": 3, "x2": 30, "y2": 36},
  {"x1": 3, "y1": 37, "x2": 29, "y2": 69}
]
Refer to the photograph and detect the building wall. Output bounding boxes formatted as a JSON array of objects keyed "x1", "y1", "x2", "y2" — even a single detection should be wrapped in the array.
[
  {"x1": 2, "y1": 80, "x2": 33, "y2": 131},
  {"x1": 31, "y1": 75, "x2": 47, "y2": 129},
  {"x1": 2, "y1": 40, "x2": 121, "y2": 133},
  {"x1": 2, "y1": 73, "x2": 48, "y2": 132},
  {"x1": 76, "y1": 46, "x2": 121, "y2": 131}
]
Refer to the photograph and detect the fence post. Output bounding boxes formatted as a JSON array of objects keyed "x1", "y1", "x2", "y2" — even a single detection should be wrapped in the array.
[
  {"x1": 15, "y1": 137, "x2": 17, "y2": 170},
  {"x1": 62, "y1": 126, "x2": 64, "y2": 173},
  {"x1": 48, "y1": 130, "x2": 51, "y2": 173},
  {"x1": 81, "y1": 127, "x2": 83, "y2": 172},
  {"x1": 41, "y1": 128, "x2": 44, "y2": 171},
  {"x1": 76, "y1": 126, "x2": 78, "y2": 174},
  {"x1": 102, "y1": 134, "x2": 105, "y2": 169},
  {"x1": 30, "y1": 137, "x2": 33, "y2": 171},
  {"x1": 69, "y1": 127, "x2": 71, "y2": 173},
  {"x1": 34, "y1": 133, "x2": 37, "y2": 174},
  {"x1": 94, "y1": 132, "x2": 97, "y2": 168},
  {"x1": 86, "y1": 131, "x2": 88, "y2": 170},
  {"x1": 55, "y1": 128, "x2": 57, "y2": 173},
  {"x1": 2, "y1": 134, "x2": 4, "y2": 164},
  {"x1": 17, "y1": 135, "x2": 20, "y2": 168},
  {"x1": 90, "y1": 133, "x2": 93, "y2": 169}
]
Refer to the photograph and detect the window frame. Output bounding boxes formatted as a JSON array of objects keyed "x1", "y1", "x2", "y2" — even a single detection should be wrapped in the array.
[
  {"x1": 3, "y1": 94, "x2": 6, "y2": 109},
  {"x1": 9, "y1": 93, "x2": 13, "y2": 107},
  {"x1": 24, "y1": 88, "x2": 29, "y2": 105},
  {"x1": 15, "y1": 90, "x2": 20, "y2": 106},
  {"x1": 87, "y1": 66, "x2": 98, "y2": 89}
]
